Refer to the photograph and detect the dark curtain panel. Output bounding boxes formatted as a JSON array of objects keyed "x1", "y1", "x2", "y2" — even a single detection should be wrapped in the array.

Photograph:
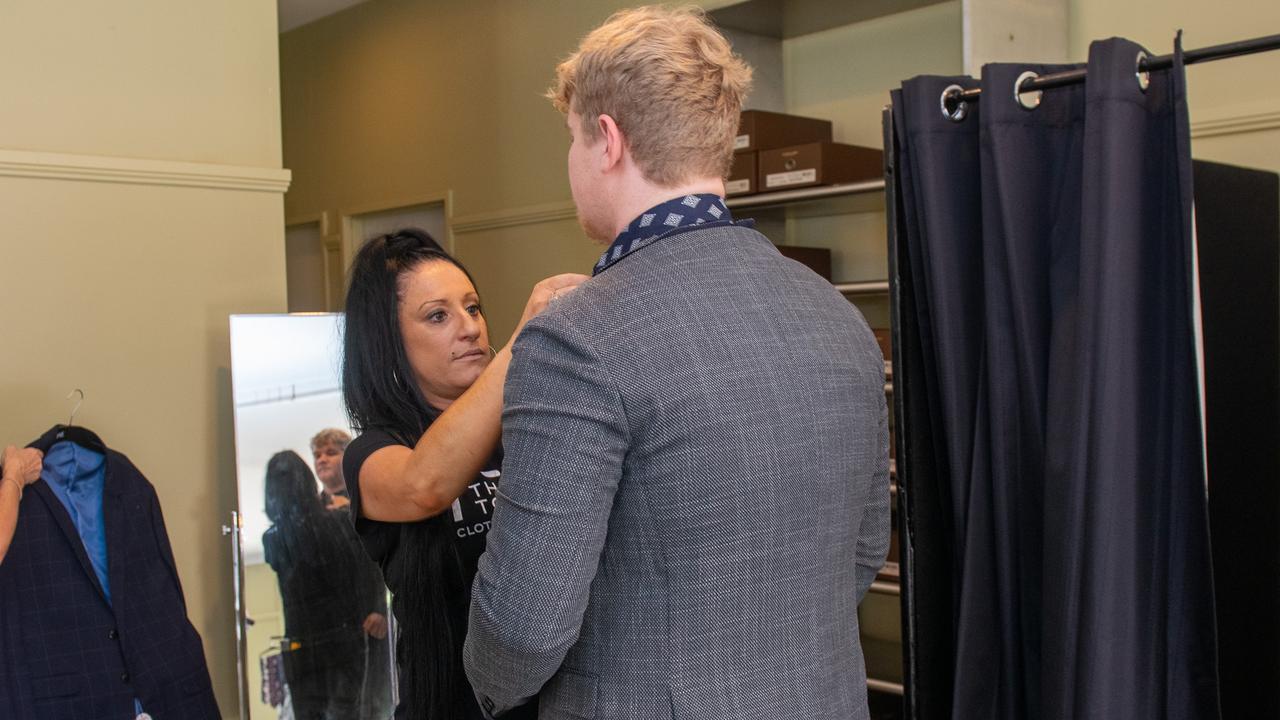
[{"x1": 889, "y1": 36, "x2": 1220, "y2": 719}]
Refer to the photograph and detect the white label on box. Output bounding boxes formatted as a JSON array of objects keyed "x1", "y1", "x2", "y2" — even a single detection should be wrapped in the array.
[
  {"x1": 725, "y1": 178, "x2": 751, "y2": 195},
  {"x1": 765, "y1": 168, "x2": 817, "y2": 188},
  {"x1": 734, "y1": 134, "x2": 750, "y2": 150}
]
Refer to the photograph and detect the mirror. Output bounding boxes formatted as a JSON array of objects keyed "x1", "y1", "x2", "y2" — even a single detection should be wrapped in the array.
[{"x1": 230, "y1": 313, "x2": 397, "y2": 719}]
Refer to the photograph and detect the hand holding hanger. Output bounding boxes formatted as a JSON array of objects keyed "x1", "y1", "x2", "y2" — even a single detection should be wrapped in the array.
[
  {"x1": 1, "y1": 445, "x2": 43, "y2": 498},
  {"x1": 2, "y1": 444, "x2": 44, "y2": 564}
]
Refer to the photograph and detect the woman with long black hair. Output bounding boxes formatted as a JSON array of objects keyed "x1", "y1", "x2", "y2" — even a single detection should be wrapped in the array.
[
  {"x1": 340, "y1": 228, "x2": 585, "y2": 719},
  {"x1": 262, "y1": 450, "x2": 392, "y2": 720}
]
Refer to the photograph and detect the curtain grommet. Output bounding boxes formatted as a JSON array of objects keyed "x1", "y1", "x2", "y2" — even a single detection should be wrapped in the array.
[
  {"x1": 1135, "y1": 50, "x2": 1151, "y2": 92},
  {"x1": 1014, "y1": 71, "x2": 1043, "y2": 110},
  {"x1": 940, "y1": 84, "x2": 968, "y2": 122}
]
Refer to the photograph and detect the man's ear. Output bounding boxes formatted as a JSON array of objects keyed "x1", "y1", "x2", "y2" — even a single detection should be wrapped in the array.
[{"x1": 597, "y1": 114, "x2": 625, "y2": 172}]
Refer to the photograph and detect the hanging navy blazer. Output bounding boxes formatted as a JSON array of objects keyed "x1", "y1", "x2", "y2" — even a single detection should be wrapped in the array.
[{"x1": 0, "y1": 426, "x2": 219, "y2": 719}]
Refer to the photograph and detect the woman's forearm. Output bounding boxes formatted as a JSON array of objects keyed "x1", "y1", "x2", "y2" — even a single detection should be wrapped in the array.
[
  {"x1": 357, "y1": 273, "x2": 588, "y2": 523},
  {"x1": 359, "y1": 345, "x2": 513, "y2": 522},
  {"x1": 0, "y1": 474, "x2": 22, "y2": 564},
  {"x1": 402, "y1": 345, "x2": 513, "y2": 511}
]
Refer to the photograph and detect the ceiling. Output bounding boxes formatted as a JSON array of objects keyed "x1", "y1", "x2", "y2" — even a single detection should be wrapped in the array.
[{"x1": 278, "y1": 0, "x2": 369, "y2": 33}]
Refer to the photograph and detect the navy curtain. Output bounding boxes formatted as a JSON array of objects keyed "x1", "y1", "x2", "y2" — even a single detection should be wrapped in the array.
[{"x1": 888, "y1": 36, "x2": 1220, "y2": 719}]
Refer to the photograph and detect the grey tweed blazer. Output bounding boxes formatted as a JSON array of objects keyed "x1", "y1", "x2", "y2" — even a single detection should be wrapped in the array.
[{"x1": 464, "y1": 223, "x2": 890, "y2": 720}]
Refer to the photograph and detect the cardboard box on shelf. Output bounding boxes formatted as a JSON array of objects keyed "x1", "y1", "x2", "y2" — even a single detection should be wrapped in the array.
[
  {"x1": 735, "y1": 109, "x2": 832, "y2": 154},
  {"x1": 872, "y1": 328, "x2": 892, "y2": 361},
  {"x1": 759, "y1": 142, "x2": 883, "y2": 191},
  {"x1": 776, "y1": 245, "x2": 832, "y2": 281},
  {"x1": 726, "y1": 151, "x2": 756, "y2": 197}
]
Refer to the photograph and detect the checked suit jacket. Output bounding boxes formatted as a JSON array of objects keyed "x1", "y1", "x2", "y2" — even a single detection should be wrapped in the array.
[
  {"x1": 0, "y1": 426, "x2": 219, "y2": 719},
  {"x1": 464, "y1": 223, "x2": 890, "y2": 720}
]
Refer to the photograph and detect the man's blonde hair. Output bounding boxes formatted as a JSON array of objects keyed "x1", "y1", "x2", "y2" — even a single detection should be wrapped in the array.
[
  {"x1": 310, "y1": 428, "x2": 352, "y2": 452},
  {"x1": 548, "y1": 5, "x2": 753, "y2": 186}
]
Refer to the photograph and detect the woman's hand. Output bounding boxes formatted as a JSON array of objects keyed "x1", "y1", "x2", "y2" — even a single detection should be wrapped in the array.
[
  {"x1": 2, "y1": 446, "x2": 43, "y2": 488},
  {"x1": 363, "y1": 612, "x2": 389, "y2": 639},
  {"x1": 1, "y1": 446, "x2": 42, "y2": 563},
  {"x1": 511, "y1": 273, "x2": 590, "y2": 341}
]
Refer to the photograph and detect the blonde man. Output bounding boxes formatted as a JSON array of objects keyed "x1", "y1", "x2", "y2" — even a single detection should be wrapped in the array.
[
  {"x1": 309, "y1": 427, "x2": 352, "y2": 510},
  {"x1": 465, "y1": 6, "x2": 889, "y2": 720}
]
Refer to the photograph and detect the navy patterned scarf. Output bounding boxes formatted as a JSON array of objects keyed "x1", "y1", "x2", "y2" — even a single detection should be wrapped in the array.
[{"x1": 593, "y1": 193, "x2": 750, "y2": 275}]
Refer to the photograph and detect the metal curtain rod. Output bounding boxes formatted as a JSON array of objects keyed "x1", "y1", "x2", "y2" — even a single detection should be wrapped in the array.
[{"x1": 943, "y1": 32, "x2": 1280, "y2": 115}]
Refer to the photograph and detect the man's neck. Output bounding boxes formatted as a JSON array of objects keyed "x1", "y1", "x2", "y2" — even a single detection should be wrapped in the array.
[{"x1": 609, "y1": 177, "x2": 726, "y2": 239}]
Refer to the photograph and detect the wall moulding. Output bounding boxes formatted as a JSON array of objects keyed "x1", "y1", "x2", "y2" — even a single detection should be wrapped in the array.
[
  {"x1": 451, "y1": 200, "x2": 579, "y2": 235},
  {"x1": 1190, "y1": 109, "x2": 1280, "y2": 140},
  {"x1": 279, "y1": 118, "x2": 1275, "y2": 240},
  {"x1": 444, "y1": 104, "x2": 1280, "y2": 235},
  {"x1": 0, "y1": 149, "x2": 292, "y2": 194}
]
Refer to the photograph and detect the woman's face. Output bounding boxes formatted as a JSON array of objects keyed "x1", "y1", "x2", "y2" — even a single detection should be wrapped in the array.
[{"x1": 397, "y1": 260, "x2": 490, "y2": 410}]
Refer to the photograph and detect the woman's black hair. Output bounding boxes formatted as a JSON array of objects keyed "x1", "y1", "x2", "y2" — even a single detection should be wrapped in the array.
[
  {"x1": 342, "y1": 227, "x2": 478, "y2": 443},
  {"x1": 262, "y1": 451, "x2": 332, "y2": 571},
  {"x1": 264, "y1": 450, "x2": 325, "y2": 525},
  {"x1": 341, "y1": 227, "x2": 482, "y2": 719}
]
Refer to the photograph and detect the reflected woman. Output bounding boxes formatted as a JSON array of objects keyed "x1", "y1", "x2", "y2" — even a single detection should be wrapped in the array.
[
  {"x1": 340, "y1": 229, "x2": 585, "y2": 719},
  {"x1": 262, "y1": 450, "x2": 392, "y2": 720}
]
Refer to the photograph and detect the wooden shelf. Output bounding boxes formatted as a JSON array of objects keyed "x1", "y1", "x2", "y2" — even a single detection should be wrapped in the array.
[
  {"x1": 833, "y1": 280, "x2": 889, "y2": 295},
  {"x1": 725, "y1": 179, "x2": 884, "y2": 211},
  {"x1": 869, "y1": 579, "x2": 900, "y2": 597},
  {"x1": 867, "y1": 678, "x2": 906, "y2": 696}
]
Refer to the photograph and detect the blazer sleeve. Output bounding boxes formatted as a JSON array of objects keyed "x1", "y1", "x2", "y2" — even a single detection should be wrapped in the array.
[
  {"x1": 463, "y1": 313, "x2": 628, "y2": 718},
  {"x1": 854, "y1": 385, "x2": 891, "y2": 602},
  {"x1": 147, "y1": 482, "x2": 189, "y2": 611}
]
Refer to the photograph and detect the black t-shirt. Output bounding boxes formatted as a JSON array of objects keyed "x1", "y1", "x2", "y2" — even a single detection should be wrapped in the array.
[
  {"x1": 342, "y1": 426, "x2": 537, "y2": 719},
  {"x1": 341, "y1": 427, "x2": 502, "y2": 591}
]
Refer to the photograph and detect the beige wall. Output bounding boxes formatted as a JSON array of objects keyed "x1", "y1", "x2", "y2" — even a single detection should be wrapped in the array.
[
  {"x1": 278, "y1": 1, "x2": 965, "y2": 341},
  {"x1": 278, "y1": 0, "x2": 1279, "y2": 337},
  {"x1": 0, "y1": 1, "x2": 282, "y2": 168},
  {"x1": 280, "y1": 0, "x2": 648, "y2": 345},
  {"x1": 784, "y1": 2, "x2": 964, "y2": 149},
  {"x1": 1070, "y1": 0, "x2": 1280, "y2": 176},
  {"x1": 0, "y1": 1, "x2": 288, "y2": 717},
  {"x1": 780, "y1": 2, "x2": 964, "y2": 328},
  {"x1": 772, "y1": 0, "x2": 1279, "y2": 329}
]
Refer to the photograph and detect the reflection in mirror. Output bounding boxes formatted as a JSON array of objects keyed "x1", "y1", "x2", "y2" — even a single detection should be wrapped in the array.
[{"x1": 230, "y1": 314, "x2": 397, "y2": 719}]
